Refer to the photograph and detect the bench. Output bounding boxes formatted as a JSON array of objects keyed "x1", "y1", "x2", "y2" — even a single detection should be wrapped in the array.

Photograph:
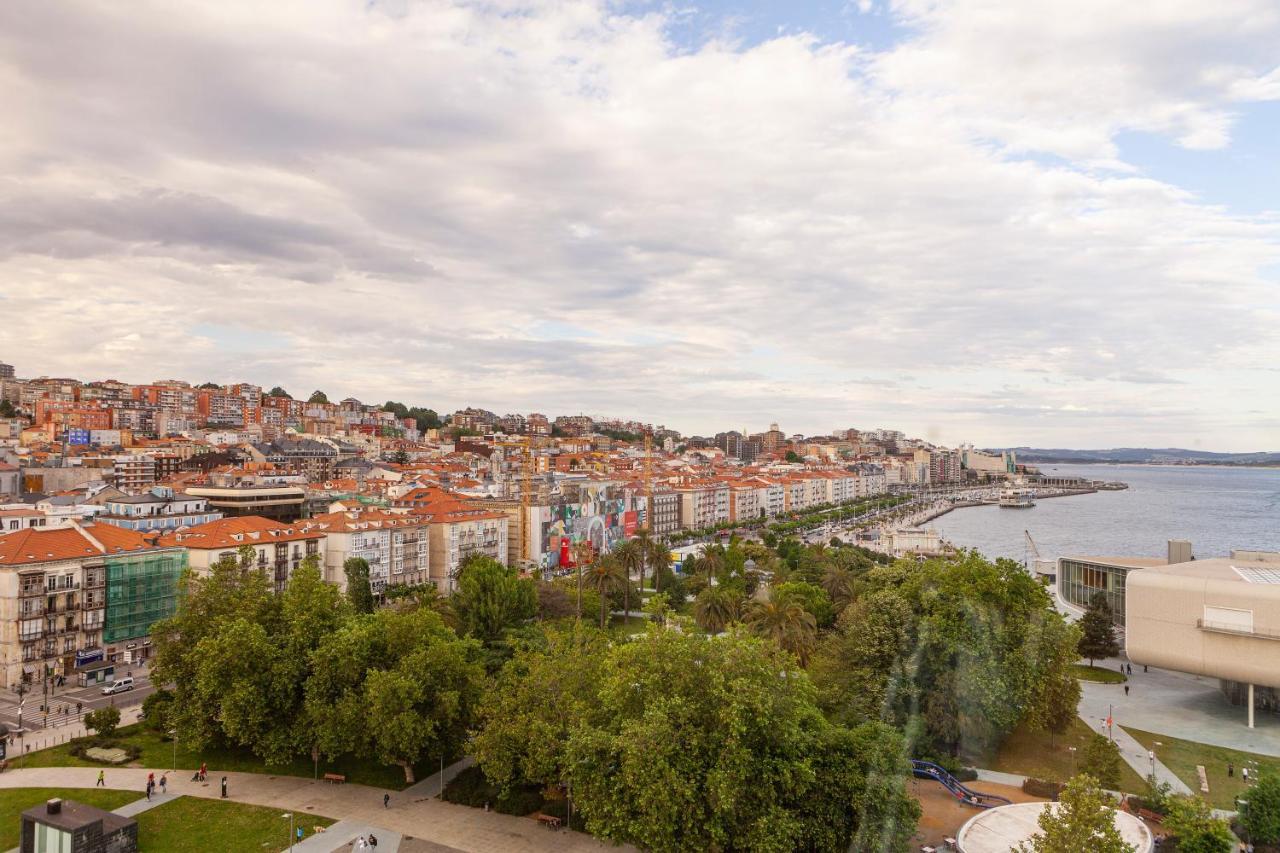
[
  {"x1": 534, "y1": 813, "x2": 561, "y2": 829},
  {"x1": 1197, "y1": 764, "x2": 1210, "y2": 794},
  {"x1": 322, "y1": 773, "x2": 346, "y2": 784}
]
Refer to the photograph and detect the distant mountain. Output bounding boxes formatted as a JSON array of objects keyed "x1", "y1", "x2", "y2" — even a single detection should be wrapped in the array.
[{"x1": 1001, "y1": 447, "x2": 1280, "y2": 466}]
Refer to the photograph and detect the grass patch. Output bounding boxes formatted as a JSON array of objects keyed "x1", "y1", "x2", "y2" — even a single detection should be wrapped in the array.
[
  {"x1": 992, "y1": 717, "x2": 1147, "y2": 792},
  {"x1": 1124, "y1": 726, "x2": 1280, "y2": 810},
  {"x1": 0, "y1": 788, "x2": 137, "y2": 850},
  {"x1": 9, "y1": 723, "x2": 433, "y2": 790},
  {"x1": 1070, "y1": 664, "x2": 1127, "y2": 684},
  {"x1": 135, "y1": 795, "x2": 334, "y2": 852}
]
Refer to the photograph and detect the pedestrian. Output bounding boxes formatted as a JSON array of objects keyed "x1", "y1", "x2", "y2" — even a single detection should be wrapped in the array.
[
  {"x1": 160, "y1": 773, "x2": 167, "y2": 794},
  {"x1": 1119, "y1": 663, "x2": 1124, "y2": 673},
  {"x1": 76, "y1": 701, "x2": 81, "y2": 715},
  {"x1": 200, "y1": 761, "x2": 207, "y2": 782},
  {"x1": 220, "y1": 776, "x2": 227, "y2": 798},
  {"x1": 383, "y1": 792, "x2": 390, "y2": 809},
  {"x1": 1127, "y1": 663, "x2": 1133, "y2": 675},
  {"x1": 148, "y1": 772, "x2": 154, "y2": 788},
  {"x1": 1124, "y1": 684, "x2": 1130, "y2": 696},
  {"x1": 296, "y1": 826, "x2": 304, "y2": 844},
  {"x1": 1143, "y1": 665, "x2": 1148, "y2": 673},
  {"x1": 1228, "y1": 761, "x2": 1234, "y2": 778},
  {"x1": 145, "y1": 782, "x2": 152, "y2": 802},
  {"x1": 369, "y1": 833, "x2": 378, "y2": 848},
  {"x1": 96, "y1": 770, "x2": 105, "y2": 787},
  {"x1": 1243, "y1": 767, "x2": 1250, "y2": 784},
  {"x1": 355, "y1": 836, "x2": 367, "y2": 852}
]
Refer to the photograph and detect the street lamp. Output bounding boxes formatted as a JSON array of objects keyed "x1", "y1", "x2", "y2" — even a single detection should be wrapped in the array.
[
  {"x1": 1067, "y1": 747, "x2": 1077, "y2": 775},
  {"x1": 281, "y1": 812, "x2": 295, "y2": 850}
]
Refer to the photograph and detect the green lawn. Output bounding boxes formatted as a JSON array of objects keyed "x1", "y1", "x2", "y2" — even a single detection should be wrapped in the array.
[
  {"x1": 1070, "y1": 664, "x2": 1127, "y2": 684},
  {"x1": 0, "y1": 788, "x2": 138, "y2": 850},
  {"x1": 992, "y1": 716, "x2": 1147, "y2": 792},
  {"x1": 135, "y1": 796, "x2": 334, "y2": 852},
  {"x1": 1124, "y1": 726, "x2": 1280, "y2": 809},
  {"x1": 9, "y1": 723, "x2": 433, "y2": 790}
]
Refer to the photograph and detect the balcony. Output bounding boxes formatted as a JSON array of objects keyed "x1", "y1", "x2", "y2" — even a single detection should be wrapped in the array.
[
  {"x1": 19, "y1": 630, "x2": 44, "y2": 642},
  {"x1": 1196, "y1": 618, "x2": 1280, "y2": 641}
]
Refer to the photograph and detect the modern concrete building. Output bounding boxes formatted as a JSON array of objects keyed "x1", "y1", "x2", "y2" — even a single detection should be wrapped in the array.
[
  {"x1": 1055, "y1": 541, "x2": 1194, "y2": 628},
  {"x1": 21, "y1": 798, "x2": 137, "y2": 853},
  {"x1": 1126, "y1": 548, "x2": 1280, "y2": 729},
  {"x1": 182, "y1": 484, "x2": 307, "y2": 522}
]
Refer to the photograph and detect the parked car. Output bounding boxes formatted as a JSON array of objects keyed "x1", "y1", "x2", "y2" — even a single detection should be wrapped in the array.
[{"x1": 101, "y1": 676, "x2": 134, "y2": 696}]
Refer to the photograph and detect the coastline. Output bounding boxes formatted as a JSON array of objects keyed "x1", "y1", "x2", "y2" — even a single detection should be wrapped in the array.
[{"x1": 911, "y1": 488, "x2": 1096, "y2": 526}]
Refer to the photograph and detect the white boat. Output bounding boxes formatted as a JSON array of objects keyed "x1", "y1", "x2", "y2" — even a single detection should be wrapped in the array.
[{"x1": 998, "y1": 487, "x2": 1035, "y2": 508}]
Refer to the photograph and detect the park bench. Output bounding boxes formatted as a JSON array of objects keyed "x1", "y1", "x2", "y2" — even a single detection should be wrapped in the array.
[
  {"x1": 534, "y1": 813, "x2": 561, "y2": 829},
  {"x1": 1197, "y1": 765, "x2": 1210, "y2": 794},
  {"x1": 322, "y1": 773, "x2": 346, "y2": 784}
]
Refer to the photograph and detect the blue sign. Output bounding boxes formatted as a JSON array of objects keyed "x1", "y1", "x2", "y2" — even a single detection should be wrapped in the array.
[{"x1": 74, "y1": 649, "x2": 103, "y2": 667}]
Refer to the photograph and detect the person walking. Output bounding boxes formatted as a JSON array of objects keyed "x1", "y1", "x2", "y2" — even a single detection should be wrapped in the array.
[
  {"x1": 383, "y1": 792, "x2": 390, "y2": 809},
  {"x1": 96, "y1": 770, "x2": 105, "y2": 787},
  {"x1": 220, "y1": 776, "x2": 228, "y2": 798},
  {"x1": 296, "y1": 826, "x2": 304, "y2": 844},
  {"x1": 76, "y1": 701, "x2": 82, "y2": 715},
  {"x1": 1127, "y1": 663, "x2": 1133, "y2": 675},
  {"x1": 1124, "y1": 684, "x2": 1130, "y2": 696},
  {"x1": 145, "y1": 781, "x2": 152, "y2": 802},
  {"x1": 199, "y1": 762, "x2": 207, "y2": 782},
  {"x1": 369, "y1": 833, "x2": 378, "y2": 848},
  {"x1": 1243, "y1": 767, "x2": 1250, "y2": 785},
  {"x1": 147, "y1": 772, "x2": 154, "y2": 789},
  {"x1": 159, "y1": 773, "x2": 167, "y2": 794}
]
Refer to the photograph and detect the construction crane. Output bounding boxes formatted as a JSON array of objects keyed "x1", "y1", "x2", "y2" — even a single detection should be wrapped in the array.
[
  {"x1": 642, "y1": 429, "x2": 654, "y2": 531},
  {"x1": 520, "y1": 435, "x2": 535, "y2": 568},
  {"x1": 1024, "y1": 530, "x2": 1055, "y2": 582}
]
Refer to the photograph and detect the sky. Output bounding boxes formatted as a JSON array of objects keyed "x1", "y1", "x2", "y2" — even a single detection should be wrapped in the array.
[{"x1": 1, "y1": 1, "x2": 1278, "y2": 450}]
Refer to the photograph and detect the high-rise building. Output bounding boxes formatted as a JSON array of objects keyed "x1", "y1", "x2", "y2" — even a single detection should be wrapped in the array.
[{"x1": 0, "y1": 362, "x2": 15, "y2": 379}]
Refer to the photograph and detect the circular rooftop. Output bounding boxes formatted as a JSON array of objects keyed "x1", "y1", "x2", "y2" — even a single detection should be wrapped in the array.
[{"x1": 957, "y1": 801, "x2": 1153, "y2": 853}]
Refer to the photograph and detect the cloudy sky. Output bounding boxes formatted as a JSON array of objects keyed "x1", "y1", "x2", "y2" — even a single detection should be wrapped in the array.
[{"x1": 1, "y1": 1, "x2": 1278, "y2": 449}]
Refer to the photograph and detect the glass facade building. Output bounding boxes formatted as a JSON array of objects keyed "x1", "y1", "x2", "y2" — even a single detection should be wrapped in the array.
[
  {"x1": 1058, "y1": 557, "x2": 1129, "y2": 628},
  {"x1": 103, "y1": 549, "x2": 188, "y2": 643}
]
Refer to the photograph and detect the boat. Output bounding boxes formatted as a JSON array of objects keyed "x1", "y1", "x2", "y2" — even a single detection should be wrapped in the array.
[{"x1": 998, "y1": 487, "x2": 1035, "y2": 508}]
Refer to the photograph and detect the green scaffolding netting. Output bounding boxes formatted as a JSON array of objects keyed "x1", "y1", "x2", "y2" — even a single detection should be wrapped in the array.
[{"x1": 103, "y1": 551, "x2": 188, "y2": 643}]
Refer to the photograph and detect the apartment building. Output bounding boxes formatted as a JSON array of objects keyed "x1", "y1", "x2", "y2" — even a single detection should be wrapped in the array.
[
  {"x1": 301, "y1": 509, "x2": 430, "y2": 595},
  {"x1": 95, "y1": 487, "x2": 222, "y2": 532},
  {"x1": 676, "y1": 481, "x2": 730, "y2": 529},
  {"x1": 728, "y1": 481, "x2": 762, "y2": 523},
  {"x1": 0, "y1": 523, "x2": 188, "y2": 686},
  {"x1": 112, "y1": 455, "x2": 156, "y2": 493},
  {"x1": 159, "y1": 516, "x2": 323, "y2": 593},
  {"x1": 647, "y1": 488, "x2": 680, "y2": 535}
]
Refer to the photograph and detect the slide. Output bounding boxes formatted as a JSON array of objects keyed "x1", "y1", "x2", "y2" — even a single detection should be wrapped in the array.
[{"x1": 910, "y1": 760, "x2": 1014, "y2": 809}]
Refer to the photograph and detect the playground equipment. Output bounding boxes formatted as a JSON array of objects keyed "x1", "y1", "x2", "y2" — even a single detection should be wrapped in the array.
[{"x1": 910, "y1": 760, "x2": 1014, "y2": 809}]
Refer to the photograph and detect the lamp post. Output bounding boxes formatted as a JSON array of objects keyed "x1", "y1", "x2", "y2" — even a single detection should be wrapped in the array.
[
  {"x1": 282, "y1": 812, "x2": 294, "y2": 850},
  {"x1": 1068, "y1": 746, "x2": 1077, "y2": 776}
]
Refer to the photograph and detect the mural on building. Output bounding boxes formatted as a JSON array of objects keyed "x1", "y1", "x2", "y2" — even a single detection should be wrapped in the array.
[{"x1": 538, "y1": 484, "x2": 640, "y2": 569}]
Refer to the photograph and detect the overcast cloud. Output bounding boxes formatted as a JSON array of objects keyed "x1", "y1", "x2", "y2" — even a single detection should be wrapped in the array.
[{"x1": 0, "y1": 0, "x2": 1277, "y2": 449}]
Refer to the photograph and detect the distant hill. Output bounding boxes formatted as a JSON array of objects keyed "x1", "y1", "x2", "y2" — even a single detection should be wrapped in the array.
[{"x1": 1001, "y1": 447, "x2": 1280, "y2": 466}]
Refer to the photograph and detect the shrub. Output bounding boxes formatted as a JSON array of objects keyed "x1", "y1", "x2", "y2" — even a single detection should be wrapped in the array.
[
  {"x1": 83, "y1": 706, "x2": 121, "y2": 739},
  {"x1": 1243, "y1": 772, "x2": 1280, "y2": 846},
  {"x1": 494, "y1": 787, "x2": 545, "y2": 816},
  {"x1": 141, "y1": 689, "x2": 175, "y2": 733},
  {"x1": 1023, "y1": 777, "x2": 1066, "y2": 799},
  {"x1": 1081, "y1": 734, "x2": 1123, "y2": 789},
  {"x1": 441, "y1": 765, "x2": 497, "y2": 807}
]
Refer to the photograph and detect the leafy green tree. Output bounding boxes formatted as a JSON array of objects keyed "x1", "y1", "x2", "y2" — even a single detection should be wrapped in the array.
[
  {"x1": 810, "y1": 591, "x2": 916, "y2": 727},
  {"x1": 1081, "y1": 734, "x2": 1123, "y2": 789},
  {"x1": 344, "y1": 557, "x2": 375, "y2": 614},
  {"x1": 1077, "y1": 592, "x2": 1120, "y2": 666},
  {"x1": 141, "y1": 689, "x2": 175, "y2": 733},
  {"x1": 306, "y1": 607, "x2": 483, "y2": 783},
  {"x1": 583, "y1": 556, "x2": 625, "y2": 628},
  {"x1": 564, "y1": 626, "x2": 917, "y2": 852},
  {"x1": 307, "y1": 390, "x2": 329, "y2": 404},
  {"x1": 1243, "y1": 771, "x2": 1280, "y2": 845},
  {"x1": 785, "y1": 450, "x2": 802, "y2": 463},
  {"x1": 451, "y1": 555, "x2": 537, "y2": 642},
  {"x1": 774, "y1": 580, "x2": 835, "y2": 628},
  {"x1": 744, "y1": 592, "x2": 818, "y2": 665},
  {"x1": 84, "y1": 706, "x2": 121, "y2": 738},
  {"x1": 1023, "y1": 618, "x2": 1083, "y2": 747},
  {"x1": 1164, "y1": 795, "x2": 1235, "y2": 853},
  {"x1": 1017, "y1": 774, "x2": 1135, "y2": 853},
  {"x1": 0, "y1": 399, "x2": 17, "y2": 418},
  {"x1": 693, "y1": 585, "x2": 741, "y2": 634},
  {"x1": 267, "y1": 386, "x2": 291, "y2": 398}
]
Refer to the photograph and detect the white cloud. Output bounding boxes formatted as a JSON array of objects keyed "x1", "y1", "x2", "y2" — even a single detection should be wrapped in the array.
[{"x1": 0, "y1": 0, "x2": 1277, "y2": 449}]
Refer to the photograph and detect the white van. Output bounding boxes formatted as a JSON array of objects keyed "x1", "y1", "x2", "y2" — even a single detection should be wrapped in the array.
[{"x1": 101, "y1": 676, "x2": 134, "y2": 695}]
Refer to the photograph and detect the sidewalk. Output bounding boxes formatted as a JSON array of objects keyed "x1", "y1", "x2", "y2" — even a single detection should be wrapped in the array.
[{"x1": 0, "y1": 766, "x2": 630, "y2": 853}]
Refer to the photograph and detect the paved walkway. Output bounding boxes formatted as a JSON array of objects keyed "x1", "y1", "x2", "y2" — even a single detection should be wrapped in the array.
[
  {"x1": 0, "y1": 767, "x2": 630, "y2": 853},
  {"x1": 1079, "y1": 656, "x2": 1280, "y2": 757}
]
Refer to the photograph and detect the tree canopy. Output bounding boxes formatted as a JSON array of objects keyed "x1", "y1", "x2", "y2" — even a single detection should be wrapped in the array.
[
  {"x1": 307, "y1": 390, "x2": 329, "y2": 404},
  {"x1": 1017, "y1": 774, "x2": 1135, "y2": 853},
  {"x1": 1077, "y1": 593, "x2": 1120, "y2": 666},
  {"x1": 267, "y1": 386, "x2": 291, "y2": 398},
  {"x1": 344, "y1": 557, "x2": 375, "y2": 614}
]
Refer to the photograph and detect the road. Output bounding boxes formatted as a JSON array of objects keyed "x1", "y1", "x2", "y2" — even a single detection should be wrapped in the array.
[{"x1": 0, "y1": 667, "x2": 156, "y2": 735}]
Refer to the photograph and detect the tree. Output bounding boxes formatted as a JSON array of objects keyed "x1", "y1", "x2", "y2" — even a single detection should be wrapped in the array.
[
  {"x1": 774, "y1": 580, "x2": 835, "y2": 628},
  {"x1": 1077, "y1": 593, "x2": 1119, "y2": 666},
  {"x1": 1023, "y1": 618, "x2": 1082, "y2": 748},
  {"x1": 451, "y1": 555, "x2": 537, "y2": 643},
  {"x1": 744, "y1": 592, "x2": 818, "y2": 665},
  {"x1": 197, "y1": 381, "x2": 220, "y2": 390},
  {"x1": 0, "y1": 399, "x2": 16, "y2": 418},
  {"x1": 693, "y1": 585, "x2": 740, "y2": 635},
  {"x1": 1243, "y1": 771, "x2": 1280, "y2": 846},
  {"x1": 84, "y1": 706, "x2": 121, "y2": 739},
  {"x1": 1017, "y1": 774, "x2": 1136, "y2": 853},
  {"x1": 308, "y1": 390, "x2": 329, "y2": 404},
  {"x1": 344, "y1": 557, "x2": 375, "y2": 614},
  {"x1": 583, "y1": 556, "x2": 625, "y2": 628},
  {"x1": 1164, "y1": 795, "x2": 1235, "y2": 853},
  {"x1": 614, "y1": 540, "x2": 645, "y2": 599},
  {"x1": 1081, "y1": 734, "x2": 1123, "y2": 789},
  {"x1": 785, "y1": 450, "x2": 802, "y2": 463},
  {"x1": 306, "y1": 608, "x2": 483, "y2": 783},
  {"x1": 821, "y1": 565, "x2": 857, "y2": 613},
  {"x1": 390, "y1": 449, "x2": 410, "y2": 465},
  {"x1": 561, "y1": 627, "x2": 918, "y2": 852},
  {"x1": 267, "y1": 386, "x2": 291, "y2": 398}
]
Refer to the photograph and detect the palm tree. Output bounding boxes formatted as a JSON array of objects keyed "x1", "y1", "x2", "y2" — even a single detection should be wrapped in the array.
[
  {"x1": 631, "y1": 528, "x2": 653, "y2": 593},
  {"x1": 585, "y1": 556, "x2": 626, "y2": 629},
  {"x1": 744, "y1": 593, "x2": 817, "y2": 665},
  {"x1": 573, "y1": 540, "x2": 594, "y2": 621},
  {"x1": 821, "y1": 565, "x2": 857, "y2": 613},
  {"x1": 693, "y1": 586, "x2": 741, "y2": 635},
  {"x1": 614, "y1": 541, "x2": 644, "y2": 623},
  {"x1": 643, "y1": 535, "x2": 670, "y2": 595}
]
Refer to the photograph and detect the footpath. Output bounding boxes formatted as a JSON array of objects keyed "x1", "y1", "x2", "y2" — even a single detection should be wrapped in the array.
[{"x1": 0, "y1": 764, "x2": 630, "y2": 853}]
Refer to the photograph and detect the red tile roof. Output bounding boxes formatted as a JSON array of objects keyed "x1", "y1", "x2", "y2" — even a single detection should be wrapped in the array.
[
  {"x1": 0, "y1": 523, "x2": 171, "y2": 566},
  {"x1": 157, "y1": 516, "x2": 324, "y2": 549}
]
